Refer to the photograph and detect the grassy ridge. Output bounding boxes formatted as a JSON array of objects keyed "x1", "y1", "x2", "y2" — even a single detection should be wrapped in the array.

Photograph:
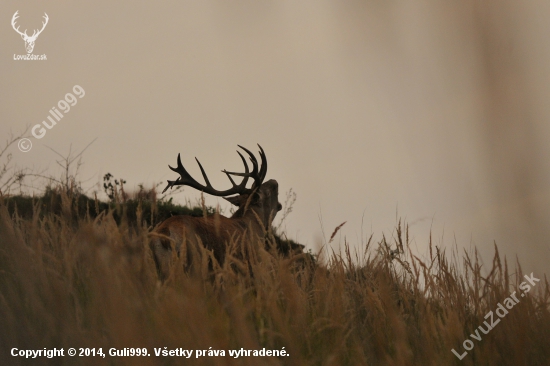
[{"x1": 0, "y1": 189, "x2": 549, "y2": 365}]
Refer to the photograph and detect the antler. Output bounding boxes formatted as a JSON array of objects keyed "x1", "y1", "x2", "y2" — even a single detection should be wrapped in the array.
[
  {"x1": 11, "y1": 11, "x2": 48, "y2": 40},
  {"x1": 31, "y1": 13, "x2": 49, "y2": 39},
  {"x1": 223, "y1": 144, "x2": 268, "y2": 191},
  {"x1": 162, "y1": 144, "x2": 268, "y2": 195},
  {"x1": 11, "y1": 11, "x2": 26, "y2": 37}
]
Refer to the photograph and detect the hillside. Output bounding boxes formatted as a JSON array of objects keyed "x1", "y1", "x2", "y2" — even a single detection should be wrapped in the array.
[{"x1": 0, "y1": 188, "x2": 548, "y2": 365}]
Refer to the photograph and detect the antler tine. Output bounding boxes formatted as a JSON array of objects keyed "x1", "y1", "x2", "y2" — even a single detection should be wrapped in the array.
[
  {"x1": 162, "y1": 153, "x2": 205, "y2": 193},
  {"x1": 37, "y1": 13, "x2": 48, "y2": 36},
  {"x1": 32, "y1": 13, "x2": 49, "y2": 38},
  {"x1": 223, "y1": 151, "x2": 250, "y2": 187},
  {"x1": 194, "y1": 157, "x2": 214, "y2": 188},
  {"x1": 223, "y1": 145, "x2": 267, "y2": 190},
  {"x1": 161, "y1": 178, "x2": 178, "y2": 194},
  {"x1": 11, "y1": 11, "x2": 26, "y2": 37},
  {"x1": 257, "y1": 144, "x2": 268, "y2": 184},
  {"x1": 225, "y1": 145, "x2": 258, "y2": 177}
]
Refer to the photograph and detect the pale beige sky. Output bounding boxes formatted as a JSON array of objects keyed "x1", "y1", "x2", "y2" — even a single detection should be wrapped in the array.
[{"x1": 2, "y1": 1, "x2": 549, "y2": 273}]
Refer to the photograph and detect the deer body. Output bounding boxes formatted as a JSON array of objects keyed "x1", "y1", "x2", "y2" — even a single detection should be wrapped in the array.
[{"x1": 150, "y1": 146, "x2": 281, "y2": 280}]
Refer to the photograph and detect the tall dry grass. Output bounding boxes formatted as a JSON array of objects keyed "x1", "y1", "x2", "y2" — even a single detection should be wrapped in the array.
[{"x1": 0, "y1": 190, "x2": 549, "y2": 366}]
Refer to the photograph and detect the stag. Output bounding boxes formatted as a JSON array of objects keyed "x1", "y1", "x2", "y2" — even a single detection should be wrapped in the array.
[
  {"x1": 12, "y1": 11, "x2": 49, "y2": 53},
  {"x1": 150, "y1": 144, "x2": 282, "y2": 280}
]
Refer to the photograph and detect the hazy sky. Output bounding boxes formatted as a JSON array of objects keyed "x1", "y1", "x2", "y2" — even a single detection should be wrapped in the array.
[{"x1": 2, "y1": 1, "x2": 549, "y2": 273}]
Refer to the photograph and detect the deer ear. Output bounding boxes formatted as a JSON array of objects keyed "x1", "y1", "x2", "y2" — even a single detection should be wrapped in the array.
[{"x1": 224, "y1": 194, "x2": 248, "y2": 207}]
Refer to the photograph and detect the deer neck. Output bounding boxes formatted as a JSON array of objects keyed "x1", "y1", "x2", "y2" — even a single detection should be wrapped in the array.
[{"x1": 231, "y1": 205, "x2": 268, "y2": 233}]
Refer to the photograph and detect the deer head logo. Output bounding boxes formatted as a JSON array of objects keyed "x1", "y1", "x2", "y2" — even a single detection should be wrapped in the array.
[{"x1": 11, "y1": 11, "x2": 49, "y2": 54}]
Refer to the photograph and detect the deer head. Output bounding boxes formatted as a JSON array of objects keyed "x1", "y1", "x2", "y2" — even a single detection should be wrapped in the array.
[
  {"x1": 12, "y1": 11, "x2": 49, "y2": 54},
  {"x1": 162, "y1": 144, "x2": 282, "y2": 230}
]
